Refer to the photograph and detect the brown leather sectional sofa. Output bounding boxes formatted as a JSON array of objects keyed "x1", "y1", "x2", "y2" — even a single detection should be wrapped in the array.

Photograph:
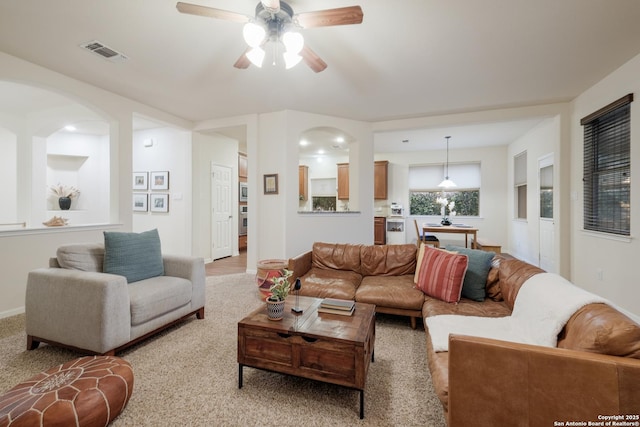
[
  {"x1": 288, "y1": 241, "x2": 640, "y2": 425},
  {"x1": 288, "y1": 242, "x2": 425, "y2": 328}
]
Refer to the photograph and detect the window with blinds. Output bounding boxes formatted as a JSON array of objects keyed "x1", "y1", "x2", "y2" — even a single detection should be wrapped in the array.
[
  {"x1": 581, "y1": 94, "x2": 632, "y2": 236},
  {"x1": 514, "y1": 151, "x2": 527, "y2": 219}
]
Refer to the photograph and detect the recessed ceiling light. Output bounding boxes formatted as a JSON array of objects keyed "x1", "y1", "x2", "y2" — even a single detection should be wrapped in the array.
[
  {"x1": 64, "y1": 125, "x2": 77, "y2": 131},
  {"x1": 299, "y1": 140, "x2": 309, "y2": 146},
  {"x1": 317, "y1": 149, "x2": 325, "y2": 155},
  {"x1": 336, "y1": 136, "x2": 345, "y2": 143}
]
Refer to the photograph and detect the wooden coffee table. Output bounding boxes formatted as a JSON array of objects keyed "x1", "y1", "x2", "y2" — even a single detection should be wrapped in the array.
[{"x1": 238, "y1": 296, "x2": 375, "y2": 418}]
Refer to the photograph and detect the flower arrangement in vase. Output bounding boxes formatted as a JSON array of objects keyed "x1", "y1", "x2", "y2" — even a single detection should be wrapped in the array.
[
  {"x1": 436, "y1": 197, "x2": 456, "y2": 226},
  {"x1": 49, "y1": 183, "x2": 80, "y2": 210}
]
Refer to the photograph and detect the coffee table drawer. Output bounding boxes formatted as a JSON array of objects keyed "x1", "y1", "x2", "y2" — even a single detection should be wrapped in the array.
[{"x1": 238, "y1": 327, "x2": 369, "y2": 387}]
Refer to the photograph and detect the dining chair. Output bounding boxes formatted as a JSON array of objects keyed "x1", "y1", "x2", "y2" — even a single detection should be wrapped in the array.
[{"x1": 413, "y1": 219, "x2": 439, "y2": 248}]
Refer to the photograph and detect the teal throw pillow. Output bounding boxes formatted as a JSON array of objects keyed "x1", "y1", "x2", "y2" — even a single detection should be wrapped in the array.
[
  {"x1": 103, "y1": 229, "x2": 164, "y2": 283},
  {"x1": 447, "y1": 245, "x2": 494, "y2": 301}
]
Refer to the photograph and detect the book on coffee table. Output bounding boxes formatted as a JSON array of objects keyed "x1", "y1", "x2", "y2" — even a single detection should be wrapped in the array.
[
  {"x1": 317, "y1": 305, "x2": 355, "y2": 316},
  {"x1": 320, "y1": 298, "x2": 355, "y2": 311}
]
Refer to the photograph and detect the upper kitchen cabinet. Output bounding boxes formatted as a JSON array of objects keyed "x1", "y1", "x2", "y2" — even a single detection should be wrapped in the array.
[
  {"x1": 337, "y1": 161, "x2": 388, "y2": 201},
  {"x1": 374, "y1": 160, "x2": 388, "y2": 200},
  {"x1": 337, "y1": 163, "x2": 349, "y2": 200},
  {"x1": 299, "y1": 165, "x2": 308, "y2": 201},
  {"x1": 238, "y1": 153, "x2": 248, "y2": 178}
]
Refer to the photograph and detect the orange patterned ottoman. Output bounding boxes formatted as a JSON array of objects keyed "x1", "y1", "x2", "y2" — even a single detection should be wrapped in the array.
[{"x1": 0, "y1": 356, "x2": 134, "y2": 427}]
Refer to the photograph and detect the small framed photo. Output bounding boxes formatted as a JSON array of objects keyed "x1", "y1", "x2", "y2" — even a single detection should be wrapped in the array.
[
  {"x1": 150, "y1": 194, "x2": 169, "y2": 213},
  {"x1": 133, "y1": 172, "x2": 148, "y2": 190},
  {"x1": 264, "y1": 174, "x2": 278, "y2": 195},
  {"x1": 150, "y1": 171, "x2": 169, "y2": 190},
  {"x1": 133, "y1": 193, "x2": 148, "y2": 212}
]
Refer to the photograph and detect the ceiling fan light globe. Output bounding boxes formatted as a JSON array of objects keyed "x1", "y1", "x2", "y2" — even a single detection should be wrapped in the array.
[
  {"x1": 283, "y1": 52, "x2": 302, "y2": 69},
  {"x1": 243, "y1": 22, "x2": 266, "y2": 48},
  {"x1": 246, "y1": 47, "x2": 265, "y2": 67},
  {"x1": 438, "y1": 178, "x2": 457, "y2": 189},
  {"x1": 282, "y1": 31, "x2": 304, "y2": 54}
]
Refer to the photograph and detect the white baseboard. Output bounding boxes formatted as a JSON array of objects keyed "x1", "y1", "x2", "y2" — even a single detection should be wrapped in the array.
[{"x1": 0, "y1": 306, "x2": 24, "y2": 319}]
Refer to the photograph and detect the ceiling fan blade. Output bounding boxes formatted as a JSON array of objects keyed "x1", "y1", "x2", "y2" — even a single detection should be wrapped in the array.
[
  {"x1": 300, "y1": 45, "x2": 327, "y2": 73},
  {"x1": 233, "y1": 48, "x2": 252, "y2": 69},
  {"x1": 261, "y1": 0, "x2": 280, "y2": 14},
  {"x1": 176, "y1": 2, "x2": 250, "y2": 24},
  {"x1": 295, "y1": 6, "x2": 363, "y2": 28}
]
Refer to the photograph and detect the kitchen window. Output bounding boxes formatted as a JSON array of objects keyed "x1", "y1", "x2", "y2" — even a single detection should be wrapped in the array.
[{"x1": 408, "y1": 163, "x2": 480, "y2": 216}]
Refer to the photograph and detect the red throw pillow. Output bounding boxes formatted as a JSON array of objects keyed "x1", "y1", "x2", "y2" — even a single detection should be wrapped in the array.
[{"x1": 416, "y1": 245, "x2": 468, "y2": 303}]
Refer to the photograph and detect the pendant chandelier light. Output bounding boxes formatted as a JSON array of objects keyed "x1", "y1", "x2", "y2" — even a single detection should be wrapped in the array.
[{"x1": 438, "y1": 136, "x2": 457, "y2": 188}]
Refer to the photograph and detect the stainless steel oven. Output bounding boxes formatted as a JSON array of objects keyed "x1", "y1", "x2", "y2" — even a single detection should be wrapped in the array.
[
  {"x1": 239, "y1": 205, "x2": 247, "y2": 236},
  {"x1": 239, "y1": 182, "x2": 248, "y2": 202}
]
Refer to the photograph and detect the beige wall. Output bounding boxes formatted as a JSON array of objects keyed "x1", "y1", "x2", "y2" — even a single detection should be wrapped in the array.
[
  {"x1": 2, "y1": 46, "x2": 640, "y2": 318},
  {"x1": 0, "y1": 52, "x2": 191, "y2": 317},
  {"x1": 570, "y1": 53, "x2": 640, "y2": 315}
]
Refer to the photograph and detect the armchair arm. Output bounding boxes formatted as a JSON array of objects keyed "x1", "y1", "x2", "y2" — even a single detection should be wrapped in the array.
[
  {"x1": 26, "y1": 268, "x2": 130, "y2": 354},
  {"x1": 163, "y1": 255, "x2": 206, "y2": 313},
  {"x1": 448, "y1": 334, "x2": 640, "y2": 427},
  {"x1": 288, "y1": 250, "x2": 312, "y2": 281}
]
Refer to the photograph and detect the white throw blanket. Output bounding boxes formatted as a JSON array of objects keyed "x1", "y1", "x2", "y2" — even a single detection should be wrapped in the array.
[{"x1": 426, "y1": 273, "x2": 608, "y2": 352}]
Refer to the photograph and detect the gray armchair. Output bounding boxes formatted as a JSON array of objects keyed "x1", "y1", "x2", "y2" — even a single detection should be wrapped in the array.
[{"x1": 26, "y1": 243, "x2": 205, "y2": 355}]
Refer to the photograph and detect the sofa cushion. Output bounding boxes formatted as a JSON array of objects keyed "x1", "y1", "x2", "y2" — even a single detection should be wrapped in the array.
[
  {"x1": 414, "y1": 244, "x2": 458, "y2": 284},
  {"x1": 360, "y1": 244, "x2": 416, "y2": 276},
  {"x1": 557, "y1": 303, "x2": 640, "y2": 359},
  {"x1": 425, "y1": 334, "x2": 451, "y2": 412},
  {"x1": 56, "y1": 243, "x2": 105, "y2": 272},
  {"x1": 103, "y1": 229, "x2": 164, "y2": 283},
  {"x1": 448, "y1": 246, "x2": 495, "y2": 302},
  {"x1": 356, "y1": 275, "x2": 425, "y2": 310},
  {"x1": 128, "y1": 276, "x2": 192, "y2": 326},
  {"x1": 485, "y1": 255, "x2": 505, "y2": 301},
  {"x1": 298, "y1": 267, "x2": 362, "y2": 300},
  {"x1": 416, "y1": 246, "x2": 468, "y2": 303},
  {"x1": 498, "y1": 258, "x2": 545, "y2": 310},
  {"x1": 312, "y1": 242, "x2": 363, "y2": 274},
  {"x1": 422, "y1": 296, "x2": 511, "y2": 319}
]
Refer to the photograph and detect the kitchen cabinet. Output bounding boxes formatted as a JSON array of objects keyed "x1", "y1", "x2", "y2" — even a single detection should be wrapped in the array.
[
  {"x1": 374, "y1": 160, "x2": 388, "y2": 200},
  {"x1": 238, "y1": 153, "x2": 248, "y2": 178},
  {"x1": 336, "y1": 161, "x2": 389, "y2": 201},
  {"x1": 337, "y1": 163, "x2": 349, "y2": 200},
  {"x1": 374, "y1": 217, "x2": 386, "y2": 245},
  {"x1": 299, "y1": 165, "x2": 308, "y2": 201}
]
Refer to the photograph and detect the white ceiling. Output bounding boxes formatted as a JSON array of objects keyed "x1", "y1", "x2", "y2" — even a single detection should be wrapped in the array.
[{"x1": 2, "y1": 0, "x2": 640, "y2": 150}]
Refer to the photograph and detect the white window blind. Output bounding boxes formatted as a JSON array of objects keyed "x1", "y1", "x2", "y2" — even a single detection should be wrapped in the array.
[
  {"x1": 514, "y1": 152, "x2": 527, "y2": 186},
  {"x1": 409, "y1": 163, "x2": 481, "y2": 190}
]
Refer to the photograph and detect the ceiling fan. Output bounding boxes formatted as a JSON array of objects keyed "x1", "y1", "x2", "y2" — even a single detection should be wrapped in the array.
[{"x1": 176, "y1": 0, "x2": 363, "y2": 72}]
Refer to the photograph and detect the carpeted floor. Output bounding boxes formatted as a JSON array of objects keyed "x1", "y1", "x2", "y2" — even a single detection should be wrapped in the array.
[{"x1": 0, "y1": 273, "x2": 446, "y2": 426}]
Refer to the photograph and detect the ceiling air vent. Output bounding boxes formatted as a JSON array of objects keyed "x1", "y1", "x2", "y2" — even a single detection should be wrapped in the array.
[{"x1": 80, "y1": 40, "x2": 128, "y2": 62}]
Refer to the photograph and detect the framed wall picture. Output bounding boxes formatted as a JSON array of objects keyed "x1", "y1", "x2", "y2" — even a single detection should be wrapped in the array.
[
  {"x1": 264, "y1": 174, "x2": 278, "y2": 195},
  {"x1": 133, "y1": 172, "x2": 148, "y2": 190},
  {"x1": 133, "y1": 193, "x2": 148, "y2": 212},
  {"x1": 150, "y1": 171, "x2": 169, "y2": 190},
  {"x1": 150, "y1": 193, "x2": 169, "y2": 213}
]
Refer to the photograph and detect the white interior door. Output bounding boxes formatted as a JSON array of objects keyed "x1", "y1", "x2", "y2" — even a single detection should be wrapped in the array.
[
  {"x1": 538, "y1": 154, "x2": 556, "y2": 273},
  {"x1": 211, "y1": 163, "x2": 233, "y2": 260}
]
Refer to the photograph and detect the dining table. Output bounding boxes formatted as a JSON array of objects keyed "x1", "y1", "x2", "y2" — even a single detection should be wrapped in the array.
[{"x1": 422, "y1": 224, "x2": 478, "y2": 249}]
